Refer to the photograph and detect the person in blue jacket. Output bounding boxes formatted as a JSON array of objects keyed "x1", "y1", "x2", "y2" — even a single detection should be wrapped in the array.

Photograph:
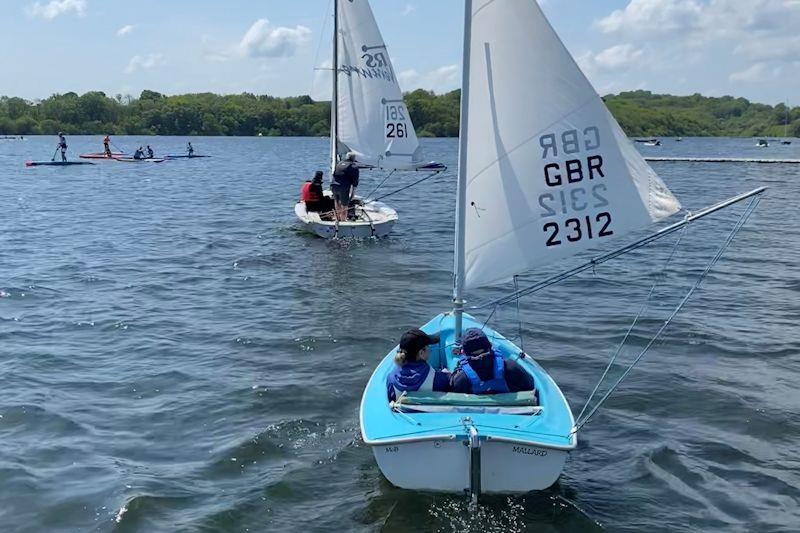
[
  {"x1": 450, "y1": 328, "x2": 534, "y2": 395},
  {"x1": 387, "y1": 329, "x2": 450, "y2": 401}
]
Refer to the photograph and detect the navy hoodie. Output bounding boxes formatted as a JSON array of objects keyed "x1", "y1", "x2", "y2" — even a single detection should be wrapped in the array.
[
  {"x1": 387, "y1": 361, "x2": 450, "y2": 401},
  {"x1": 450, "y1": 351, "x2": 534, "y2": 394}
]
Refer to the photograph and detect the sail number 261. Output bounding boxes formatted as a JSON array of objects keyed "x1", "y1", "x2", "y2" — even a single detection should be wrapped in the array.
[{"x1": 386, "y1": 104, "x2": 408, "y2": 138}]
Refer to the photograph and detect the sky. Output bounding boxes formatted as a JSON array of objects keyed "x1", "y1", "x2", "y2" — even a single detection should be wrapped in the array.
[{"x1": 1, "y1": 0, "x2": 798, "y2": 105}]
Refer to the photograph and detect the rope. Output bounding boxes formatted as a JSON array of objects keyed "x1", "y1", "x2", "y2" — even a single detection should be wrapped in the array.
[
  {"x1": 371, "y1": 170, "x2": 444, "y2": 202},
  {"x1": 514, "y1": 275, "x2": 524, "y2": 352},
  {"x1": 573, "y1": 195, "x2": 761, "y2": 432},
  {"x1": 363, "y1": 170, "x2": 395, "y2": 201},
  {"x1": 575, "y1": 217, "x2": 690, "y2": 424}
]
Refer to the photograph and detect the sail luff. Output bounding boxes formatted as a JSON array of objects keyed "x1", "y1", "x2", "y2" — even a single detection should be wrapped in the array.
[
  {"x1": 330, "y1": 0, "x2": 339, "y2": 174},
  {"x1": 453, "y1": 0, "x2": 474, "y2": 339}
]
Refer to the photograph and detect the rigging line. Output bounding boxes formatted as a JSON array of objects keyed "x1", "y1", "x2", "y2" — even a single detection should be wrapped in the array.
[
  {"x1": 474, "y1": 187, "x2": 767, "y2": 310},
  {"x1": 363, "y1": 170, "x2": 395, "y2": 201},
  {"x1": 309, "y1": 0, "x2": 335, "y2": 96},
  {"x1": 372, "y1": 170, "x2": 444, "y2": 202},
  {"x1": 575, "y1": 217, "x2": 691, "y2": 423},
  {"x1": 573, "y1": 195, "x2": 762, "y2": 432},
  {"x1": 514, "y1": 275, "x2": 524, "y2": 352}
]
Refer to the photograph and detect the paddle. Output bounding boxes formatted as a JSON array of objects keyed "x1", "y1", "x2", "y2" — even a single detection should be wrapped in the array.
[
  {"x1": 50, "y1": 147, "x2": 59, "y2": 162},
  {"x1": 110, "y1": 141, "x2": 128, "y2": 155}
]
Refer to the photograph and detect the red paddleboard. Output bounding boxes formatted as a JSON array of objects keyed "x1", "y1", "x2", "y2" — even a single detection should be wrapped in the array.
[{"x1": 80, "y1": 152, "x2": 126, "y2": 159}]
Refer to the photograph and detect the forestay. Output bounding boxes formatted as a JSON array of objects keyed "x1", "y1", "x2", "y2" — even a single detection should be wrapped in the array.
[
  {"x1": 337, "y1": 0, "x2": 427, "y2": 171},
  {"x1": 462, "y1": 0, "x2": 681, "y2": 289}
]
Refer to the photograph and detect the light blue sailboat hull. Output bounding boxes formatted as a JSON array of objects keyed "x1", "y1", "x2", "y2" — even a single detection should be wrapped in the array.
[{"x1": 359, "y1": 313, "x2": 576, "y2": 495}]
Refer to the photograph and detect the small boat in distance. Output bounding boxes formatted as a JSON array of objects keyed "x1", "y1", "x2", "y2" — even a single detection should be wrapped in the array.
[
  {"x1": 757, "y1": 139, "x2": 769, "y2": 147},
  {"x1": 635, "y1": 138, "x2": 661, "y2": 146},
  {"x1": 781, "y1": 100, "x2": 792, "y2": 145},
  {"x1": 113, "y1": 156, "x2": 166, "y2": 163},
  {"x1": 295, "y1": 0, "x2": 444, "y2": 239}
]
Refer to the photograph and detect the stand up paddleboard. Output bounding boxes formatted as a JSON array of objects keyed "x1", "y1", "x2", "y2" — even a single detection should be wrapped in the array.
[
  {"x1": 80, "y1": 152, "x2": 126, "y2": 160},
  {"x1": 26, "y1": 161, "x2": 95, "y2": 167},
  {"x1": 164, "y1": 154, "x2": 210, "y2": 159}
]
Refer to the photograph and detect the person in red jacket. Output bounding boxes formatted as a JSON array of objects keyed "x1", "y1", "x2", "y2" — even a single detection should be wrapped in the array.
[{"x1": 300, "y1": 171, "x2": 325, "y2": 212}]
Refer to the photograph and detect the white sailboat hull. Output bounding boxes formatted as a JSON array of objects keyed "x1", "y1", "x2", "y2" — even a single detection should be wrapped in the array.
[
  {"x1": 295, "y1": 193, "x2": 397, "y2": 239},
  {"x1": 371, "y1": 438, "x2": 568, "y2": 494}
]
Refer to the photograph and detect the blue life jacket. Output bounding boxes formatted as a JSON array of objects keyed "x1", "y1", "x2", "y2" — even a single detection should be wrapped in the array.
[{"x1": 458, "y1": 351, "x2": 510, "y2": 395}]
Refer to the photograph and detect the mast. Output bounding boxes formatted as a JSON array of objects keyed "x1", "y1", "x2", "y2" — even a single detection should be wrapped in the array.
[
  {"x1": 453, "y1": 0, "x2": 473, "y2": 340},
  {"x1": 330, "y1": 0, "x2": 339, "y2": 174}
]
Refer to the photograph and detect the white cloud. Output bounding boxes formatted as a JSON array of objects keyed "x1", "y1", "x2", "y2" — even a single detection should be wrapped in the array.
[
  {"x1": 237, "y1": 19, "x2": 311, "y2": 59},
  {"x1": 116, "y1": 24, "x2": 134, "y2": 37},
  {"x1": 596, "y1": 0, "x2": 702, "y2": 35},
  {"x1": 398, "y1": 64, "x2": 460, "y2": 93},
  {"x1": 27, "y1": 0, "x2": 86, "y2": 19},
  {"x1": 124, "y1": 53, "x2": 166, "y2": 74},
  {"x1": 402, "y1": 4, "x2": 416, "y2": 16},
  {"x1": 592, "y1": 0, "x2": 800, "y2": 91}
]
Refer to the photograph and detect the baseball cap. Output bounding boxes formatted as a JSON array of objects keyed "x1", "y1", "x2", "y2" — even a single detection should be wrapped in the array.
[{"x1": 399, "y1": 329, "x2": 440, "y2": 356}]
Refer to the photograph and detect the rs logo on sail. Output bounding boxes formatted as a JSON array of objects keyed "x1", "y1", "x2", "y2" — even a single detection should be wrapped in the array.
[{"x1": 339, "y1": 44, "x2": 395, "y2": 82}]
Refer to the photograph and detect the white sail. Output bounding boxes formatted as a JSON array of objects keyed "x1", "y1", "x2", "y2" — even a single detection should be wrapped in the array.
[
  {"x1": 336, "y1": 0, "x2": 428, "y2": 171},
  {"x1": 462, "y1": 0, "x2": 681, "y2": 289}
]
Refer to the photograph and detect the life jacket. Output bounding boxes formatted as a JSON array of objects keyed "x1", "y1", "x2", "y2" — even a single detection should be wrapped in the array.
[
  {"x1": 458, "y1": 351, "x2": 510, "y2": 395},
  {"x1": 391, "y1": 364, "x2": 435, "y2": 398},
  {"x1": 300, "y1": 182, "x2": 322, "y2": 203}
]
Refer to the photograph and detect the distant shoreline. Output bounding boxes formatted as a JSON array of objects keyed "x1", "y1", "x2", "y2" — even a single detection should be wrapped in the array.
[{"x1": 1, "y1": 89, "x2": 796, "y2": 138}]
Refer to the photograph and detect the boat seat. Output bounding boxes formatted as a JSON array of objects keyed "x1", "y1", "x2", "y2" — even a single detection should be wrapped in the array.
[{"x1": 392, "y1": 390, "x2": 541, "y2": 415}]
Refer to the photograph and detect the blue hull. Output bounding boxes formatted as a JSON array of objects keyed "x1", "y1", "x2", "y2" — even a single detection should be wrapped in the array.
[{"x1": 359, "y1": 313, "x2": 576, "y2": 494}]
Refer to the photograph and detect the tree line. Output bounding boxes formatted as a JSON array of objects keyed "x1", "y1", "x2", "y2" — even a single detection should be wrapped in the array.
[{"x1": 0, "y1": 89, "x2": 796, "y2": 138}]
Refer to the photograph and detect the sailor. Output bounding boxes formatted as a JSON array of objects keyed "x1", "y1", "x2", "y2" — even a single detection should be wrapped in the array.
[
  {"x1": 133, "y1": 146, "x2": 145, "y2": 160},
  {"x1": 331, "y1": 152, "x2": 359, "y2": 221},
  {"x1": 146, "y1": 145, "x2": 154, "y2": 159},
  {"x1": 187, "y1": 142, "x2": 194, "y2": 157},
  {"x1": 103, "y1": 135, "x2": 112, "y2": 156},
  {"x1": 57, "y1": 132, "x2": 68, "y2": 162},
  {"x1": 387, "y1": 329, "x2": 450, "y2": 401},
  {"x1": 300, "y1": 171, "x2": 325, "y2": 212},
  {"x1": 450, "y1": 328, "x2": 534, "y2": 395}
]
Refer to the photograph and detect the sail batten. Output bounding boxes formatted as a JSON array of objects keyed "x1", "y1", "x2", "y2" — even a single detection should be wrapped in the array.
[
  {"x1": 336, "y1": 0, "x2": 430, "y2": 171},
  {"x1": 462, "y1": 0, "x2": 681, "y2": 290}
]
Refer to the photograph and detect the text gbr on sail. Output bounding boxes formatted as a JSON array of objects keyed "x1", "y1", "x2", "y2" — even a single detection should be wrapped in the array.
[{"x1": 537, "y1": 127, "x2": 614, "y2": 248}]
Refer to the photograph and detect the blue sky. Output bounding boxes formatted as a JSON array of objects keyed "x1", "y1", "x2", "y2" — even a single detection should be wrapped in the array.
[{"x1": 1, "y1": 0, "x2": 798, "y2": 104}]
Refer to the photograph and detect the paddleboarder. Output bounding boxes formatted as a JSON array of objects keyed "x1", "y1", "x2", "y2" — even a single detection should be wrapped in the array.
[
  {"x1": 103, "y1": 135, "x2": 112, "y2": 156},
  {"x1": 146, "y1": 145, "x2": 154, "y2": 159},
  {"x1": 187, "y1": 142, "x2": 194, "y2": 157},
  {"x1": 133, "y1": 146, "x2": 145, "y2": 160},
  {"x1": 57, "y1": 132, "x2": 68, "y2": 162}
]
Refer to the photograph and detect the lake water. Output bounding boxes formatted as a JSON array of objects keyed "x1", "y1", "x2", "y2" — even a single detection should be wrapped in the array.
[{"x1": 1, "y1": 136, "x2": 798, "y2": 532}]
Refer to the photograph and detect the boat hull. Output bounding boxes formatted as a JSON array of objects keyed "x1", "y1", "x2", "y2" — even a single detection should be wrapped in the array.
[
  {"x1": 295, "y1": 193, "x2": 398, "y2": 239},
  {"x1": 360, "y1": 313, "x2": 576, "y2": 496}
]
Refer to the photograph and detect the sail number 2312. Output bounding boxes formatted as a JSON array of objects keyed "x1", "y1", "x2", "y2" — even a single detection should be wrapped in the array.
[{"x1": 538, "y1": 127, "x2": 614, "y2": 248}]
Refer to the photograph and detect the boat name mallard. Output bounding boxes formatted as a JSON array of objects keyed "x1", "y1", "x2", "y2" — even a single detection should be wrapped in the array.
[
  {"x1": 537, "y1": 127, "x2": 615, "y2": 248},
  {"x1": 512, "y1": 446, "x2": 548, "y2": 457}
]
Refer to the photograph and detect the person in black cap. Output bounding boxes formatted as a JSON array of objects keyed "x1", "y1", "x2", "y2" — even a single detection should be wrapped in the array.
[
  {"x1": 300, "y1": 171, "x2": 326, "y2": 213},
  {"x1": 386, "y1": 328, "x2": 450, "y2": 401},
  {"x1": 450, "y1": 328, "x2": 534, "y2": 395}
]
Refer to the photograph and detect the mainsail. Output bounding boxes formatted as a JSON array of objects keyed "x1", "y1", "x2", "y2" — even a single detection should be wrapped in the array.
[
  {"x1": 336, "y1": 0, "x2": 428, "y2": 171},
  {"x1": 461, "y1": 0, "x2": 681, "y2": 289}
]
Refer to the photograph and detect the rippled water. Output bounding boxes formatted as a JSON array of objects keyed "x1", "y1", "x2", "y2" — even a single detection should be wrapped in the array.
[{"x1": 1, "y1": 136, "x2": 798, "y2": 532}]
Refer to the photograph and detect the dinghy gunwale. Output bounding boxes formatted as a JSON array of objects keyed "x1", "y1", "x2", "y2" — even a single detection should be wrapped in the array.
[{"x1": 359, "y1": 313, "x2": 577, "y2": 451}]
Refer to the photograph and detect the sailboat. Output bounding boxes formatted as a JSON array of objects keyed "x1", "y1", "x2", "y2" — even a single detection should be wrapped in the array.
[
  {"x1": 359, "y1": 0, "x2": 764, "y2": 498},
  {"x1": 295, "y1": 0, "x2": 445, "y2": 239}
]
